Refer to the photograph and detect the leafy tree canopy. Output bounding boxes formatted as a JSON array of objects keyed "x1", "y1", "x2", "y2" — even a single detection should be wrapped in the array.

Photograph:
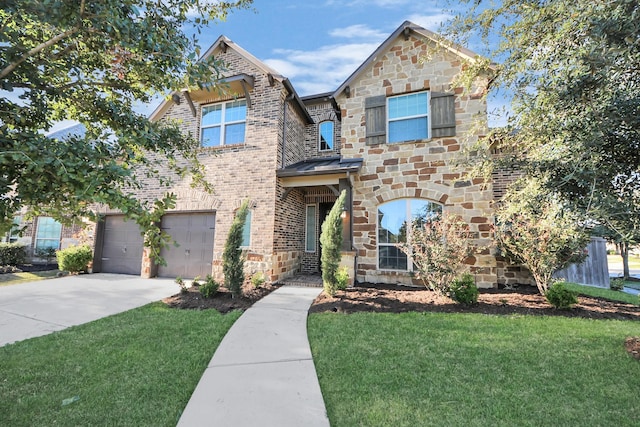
[
  {"x1": 448, "y1": 0, "x2": 640, "y2": 259},
  {"x1": 0, "y1": 0, "x2": 253, "y2": 235}
]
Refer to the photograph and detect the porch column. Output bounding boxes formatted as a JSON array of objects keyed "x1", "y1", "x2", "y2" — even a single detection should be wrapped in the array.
[{"x1": 339, "y1": 178, "x2": 353, "y2": 251}]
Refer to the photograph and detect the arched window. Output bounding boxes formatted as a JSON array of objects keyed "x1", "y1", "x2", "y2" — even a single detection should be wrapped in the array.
[
  {"x1": 318, "y1": 121, "x2": 334, "y2": 151},
  {"x1": 377, "y1": 199, "x2": 442, "y2": 270}
]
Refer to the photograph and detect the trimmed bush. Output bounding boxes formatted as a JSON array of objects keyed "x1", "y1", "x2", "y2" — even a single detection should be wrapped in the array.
[
  {"x1": 610, "y1": 277, "x2": 625, "y2": 291},
  {"x1": 251, "y1": 272, "x2": 266, "y2": 288},
  {"x1": 200, "y1": 275, "x2": 219, "y2": 298},
  {"x1": 56, "y1": 245, "x2": 93, "y2": 273},
  {"x1": 449, "y1": 273, "x2": 479, "y2": 305},
  {"x1": 335, "y1": 266, "x2": 349, "y2": 291},
  {"x1": 223, "y1": 200, "x2": 249, "y2": 298},
  {"x1": 545, "y1": 281, "x2": 578, "y2": 309},
  {"x1": 0, "y1": 243, "x2": 26, "y2": 266},
  {"x1": 320, "y1": 190, "x2": 346, "y2": 296}
]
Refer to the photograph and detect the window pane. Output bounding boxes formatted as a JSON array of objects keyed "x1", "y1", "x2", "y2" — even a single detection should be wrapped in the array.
[
  {"x1": 388, "y1": 92, "x2": 427, "y2": 119},
  {"x1": 202, "y1": 105, "x2": 222, "y2": 126},
  {"x1": 241, "y1": 210, "x2": 251, "y2": 247},
  {"x1": 389, "y1": 117, "x2": 428, "y2": 143},
  {"x1": 306, "y1": 205, "x2": 316, "y2": 252},
  {"x1": 225, "y1": 100, "x2": 247, "y2": 122},
  {"x1": 378, "y1": 199, "x2": 407, "y2": 244},
  {"x1": 225, "y1": 123, "x2": 245, "y2": 145},
  {"x1": 35, "y1": 217, "x2": 62, "y2": 251},
  {"x1": 202, "y1": 126, "x2": 221, "y2": 147},
  {"x1": 319, "y1": 121, "x2": 334, "y2": 151},
  {"x1": 411, "y1": 200, "x2": 442, "y2": 225},
  {"x1": 378, "y1": 245, "x2": 407, "y2": 270}
]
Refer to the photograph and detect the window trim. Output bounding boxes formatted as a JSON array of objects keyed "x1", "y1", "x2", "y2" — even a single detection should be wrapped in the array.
[
  {"x1": 318, "y1": 120, "x2": 334, "y2": 152},
  {"x1": 386, "y1": 91, "x2": 430, "y2": 144},
  {"x1": 200, "y1": 99, "x2": 247, "y2": 148},
  {"x1": 376, "y1": 198, "x2": 442, "y2": 272},
  {"x1": 305, "y1": 204, "x2": 317, "y2": 253},
  {"x1": 35, "y1": 216, "x2": 62, "y2": 252}
]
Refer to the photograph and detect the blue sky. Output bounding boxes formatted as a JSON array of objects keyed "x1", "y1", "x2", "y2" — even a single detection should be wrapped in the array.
[{"x1": 48, "y1": 0, "x2": 507, "y2": 132}]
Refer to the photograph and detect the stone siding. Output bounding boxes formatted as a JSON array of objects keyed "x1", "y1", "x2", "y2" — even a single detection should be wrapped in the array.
[{"x1": 336, "y1": 33, "x2": 497, "y2": 287}]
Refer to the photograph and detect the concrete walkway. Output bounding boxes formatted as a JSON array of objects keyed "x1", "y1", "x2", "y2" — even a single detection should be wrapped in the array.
[
  {"x1": 177, "y1": 286, "x2": 330, "y2": 427},
  {"x1": 0, "y1": 273, "x2": 176, "y2": 347}
]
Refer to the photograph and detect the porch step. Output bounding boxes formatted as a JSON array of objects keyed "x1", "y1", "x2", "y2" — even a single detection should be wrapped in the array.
[{"x1": 278, "y1": 274, "x2": 323, "y2": 288}]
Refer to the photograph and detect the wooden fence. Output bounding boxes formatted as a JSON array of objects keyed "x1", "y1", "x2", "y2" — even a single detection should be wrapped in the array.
[{"x1": 554, "y1": 237, "x2": 610, "y2": 288}]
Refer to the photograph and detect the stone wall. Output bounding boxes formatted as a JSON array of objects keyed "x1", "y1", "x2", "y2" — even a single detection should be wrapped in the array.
[{"x1": 336, "y1": 33, "x2": 497, "y2": 287}]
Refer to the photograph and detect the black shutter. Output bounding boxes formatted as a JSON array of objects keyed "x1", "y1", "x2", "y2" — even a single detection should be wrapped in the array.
[
  {"x1": 430, "y1": 92, "x2": 456, "y2": 137},
  {"x1": 365, "y1": 95, "x2": 386, "y2": 145}
]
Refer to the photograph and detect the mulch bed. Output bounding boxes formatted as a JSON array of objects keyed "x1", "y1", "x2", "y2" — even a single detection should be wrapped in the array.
[{"x1": 163, "y1": 282, "x2": 281, "y2": 313}]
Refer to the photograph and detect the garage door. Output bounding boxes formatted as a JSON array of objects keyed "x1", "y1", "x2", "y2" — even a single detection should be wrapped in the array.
[
  {"x1": 158, "y1": 213, "x2": 215, "y2": 279},
  {"x1": 99, "y1": 215, "x2": 144, "y2": 275}
]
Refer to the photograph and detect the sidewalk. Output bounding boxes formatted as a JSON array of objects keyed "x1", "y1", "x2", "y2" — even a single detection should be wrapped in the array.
[{"x1": 177, "y1": 286, "x2": 330, "y2": 427}]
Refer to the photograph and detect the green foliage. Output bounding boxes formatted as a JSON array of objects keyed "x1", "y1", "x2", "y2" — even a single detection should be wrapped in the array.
[
  {"x1": 35, "y1": 247, "x2": 57, "y2": 265},
  {"x1": 175, "y1": 276, "x2": 187, "y2": 294},
  {"x1": 56, "y1": 245, "x2": 93, "y2": 273},
  {"x1": 0, "y1": 243, "x2": 26, "y2": 266},
  {"x1": 496, "y1": 179, "x2": 589, "y2": 295},
  {"x1": 250, "y1": 271, "x2": 266, "y2": 288},
  {"x1": 449, "y1": 273, "x2": 479, "y2": 305},
  {"x1": 399, "y1": 212, "x2": 475, "y2": 294},
  {"x1": 0, "y1": 0, "x2": 253, "y2": 236},
  {"x1": 545, "y1": 281, "x2": 579, "y2": 309},
  {"x1": 200, "y1": 275, "x2": 219, "y2": 299},
  {"x1": 320, "y1": 191, "x2": 346, "y2": 296},
  {"x1": 223, "y1": 200, "x2": 249, "y2": 298},
  {"x1": 335, "y1": 266, "x2": 349, "y2": 291},
  {"x1": 448, "y1": 0, "x2": 640, "y2": 283},
  {"x1": 610, "y1": 277, "x2": 625, "y2": 291}
]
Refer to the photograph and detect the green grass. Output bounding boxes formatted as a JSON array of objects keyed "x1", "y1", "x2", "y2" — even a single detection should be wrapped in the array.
[
  {"x1": 565, "y1": 282, "x2": 639, "y2": 305},
  {"x1": 0, "y1": 270, "x2": 59, "y2": 286},
  {"x1": 309, "y1": 312, "x2": 640, "y2": 427},
  {"x1": 0, "y1": 303, "x2": 241, "y2": 426},
  {"x1": 624, "y1": 281, "x2": 640, "y2": 291}
]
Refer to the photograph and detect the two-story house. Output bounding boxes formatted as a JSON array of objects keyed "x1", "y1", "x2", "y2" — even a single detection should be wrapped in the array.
[{"x1": 84, "y1": 21, "x2": 498, "y2": 287}]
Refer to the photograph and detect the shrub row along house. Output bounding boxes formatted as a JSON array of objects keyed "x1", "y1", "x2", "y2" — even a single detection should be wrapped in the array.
[{"x1": 11, "y1": 21, "x2": 514, "y2": 287}]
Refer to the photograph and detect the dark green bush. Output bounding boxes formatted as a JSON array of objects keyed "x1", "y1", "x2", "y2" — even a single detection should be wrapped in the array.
[
  {"x1": 449, "y1": 273, "x2": 479, "y2": 305},
  {"x1": 0, "y1": 243, "x2": 26, "y2": 266},
  {"x1": 56, "y1": 245, "x2": 93, "y2": 273},
  {"x1": 200, "y1": 275, "x2": 219, "y2": 298},
  {"x1": 545, "y1": 281, "x2": 578, "y2": 309},
  {"x1": 610, "y1": 277, "x2": 625, "y2": 291}
]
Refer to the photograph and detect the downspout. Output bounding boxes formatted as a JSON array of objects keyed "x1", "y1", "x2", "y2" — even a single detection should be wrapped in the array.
[{"x1": 281, "y1": 92, "x2": 295, "y2": 169}]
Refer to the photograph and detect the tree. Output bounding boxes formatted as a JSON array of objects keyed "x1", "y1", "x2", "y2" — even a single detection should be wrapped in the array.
[
  {"x1": 223, "y1": 200, "x2": 249, "y2": 298},
  {"x1": 495, "y1": 179, "x2": 589, "y2": 295},
  {"x1": 399, "y1": 212, "x2": 475, "y2": 294},
  {"x1": 0, "y1": 0, "x2": 252, "y2": 249},
  {"x1": 448, "y1": 0, "x2": 640, "y2": 277},
  {"x1": 319, "y1": 190, "x2": 345, "y2": 296}
]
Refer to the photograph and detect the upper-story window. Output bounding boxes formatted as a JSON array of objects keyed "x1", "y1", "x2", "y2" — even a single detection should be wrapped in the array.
[
  {"x1": 387, "y1": 92, "x2": 429, "y2": 143},
  {"x1": 201, "y1": 99, "x2": 247, "y2": 147},
  {"x1": 318, "y1": 121, "x2": 334, "y2": 151}
]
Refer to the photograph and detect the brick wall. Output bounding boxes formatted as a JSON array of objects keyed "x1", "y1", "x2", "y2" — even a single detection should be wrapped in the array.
[
  {"x1": 337, "y1": 33, "x2": 498, "y2": 287},
  {"x1": 303, "y1": 101, "x2": 342, "y2": 159}
]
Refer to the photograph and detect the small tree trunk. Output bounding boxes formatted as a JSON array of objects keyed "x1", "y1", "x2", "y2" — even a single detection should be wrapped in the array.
[{"x1": 621, "y1": 241, "x2": 630, "y2": 280}]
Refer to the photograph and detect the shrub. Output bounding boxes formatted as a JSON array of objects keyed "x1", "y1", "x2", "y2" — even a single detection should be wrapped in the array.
[
  {"x1": 335, "y1": 266, "x2": 349, "y2": 291},
  {"x1": 223, "y1": 200, "x2": 249, "y2": 298},
  {"x1": 449, "y1": 273, "x2": 479, "y2": 305},
  {"x1": 175, "y1": 277, "x2": 187, "y2": 294},
  {"x1": 251, "y1": 272, "x2": 266, "y2": 288},
  {"x1": 56, "y1": 245, "x2": 93, "y2": 273},
  {"x1": 610, "y1": 277, "x2": 625, "y2": 291},
  {"x1": 200, "y1": 275, "x2": 219, "y2": 298},
  {"x1": 0, "y1": 243, "x2": 26, "y2": 266},
  {"x1": 36, "y1": 247, "x2": 58, "y2": 265},
  {"x1": 320, "y1": 190, "x2": 346, "y2": 296},
  {"x1": 545, "y1": 281, "x2": 578, "y2": 309}
]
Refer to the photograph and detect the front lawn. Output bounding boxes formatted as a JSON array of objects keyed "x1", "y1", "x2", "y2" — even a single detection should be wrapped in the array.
[
  {"x1": 309, "y1": 312, "x2": 640, "y2": 427},
  {"x1": 0, "y1": 270, "x2": 59, "y2": 286},
  {"x1": 565, "y1": 282, "x2": 639, "y2": 305},
  {"x1": 0, "y1": 303, "x2": 240, "y2": 426}
]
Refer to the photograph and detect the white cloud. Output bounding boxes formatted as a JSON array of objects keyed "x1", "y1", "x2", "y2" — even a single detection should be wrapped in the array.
[
  {"x1": 328, "y1": 24, "x2": 388, "y2": 40},
  {"x1": 405, "y1": 13, "x2": 453, "y2": 32}
]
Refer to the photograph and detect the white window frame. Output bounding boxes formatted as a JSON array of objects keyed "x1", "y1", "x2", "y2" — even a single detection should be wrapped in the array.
[
  {"x1": 305, "y1": 204, "x2": 317, "y2": 253},
  {"x1": 318, "y1": 120, "x2": 334, "y2": 152},
  {"x1": 386, "y1": 91, "x2": 430, "y2": 144},
  {"x1": 376, "y1": 199, "x2": 442, "y2": 271},
  {"x1": 201, "y1": 99, "x2": 247, "y2": 147},
  {"x1": 35, "y1": 216, "x2": 62, "y2": 252}
]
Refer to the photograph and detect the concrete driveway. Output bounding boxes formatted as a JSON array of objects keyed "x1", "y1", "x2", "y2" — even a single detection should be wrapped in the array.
[{"x1": 0, "y1": 273, "x2": 177, "y2": 347}]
